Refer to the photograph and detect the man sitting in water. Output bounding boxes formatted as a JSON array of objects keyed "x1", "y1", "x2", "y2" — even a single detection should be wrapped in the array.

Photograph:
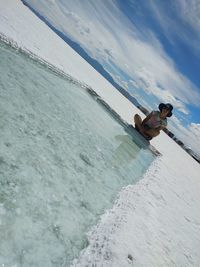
[{"x1": 134, "y1": 103, "x2": 173, "y2": 140}]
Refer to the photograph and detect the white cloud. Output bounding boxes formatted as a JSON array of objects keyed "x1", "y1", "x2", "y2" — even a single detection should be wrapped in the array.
[
  {"x1": 168, "y1": 116, "x2": 200, "y2": 157},
  {"x1": 129, "y1": 79, "x2": 139, "y2": 89},
  {"x1": 187, "y1": 123, "x2": 200, "y2": 151},
  {"x1": 130, "y1": 68, "x2": 189, "y2": 114},
  {"x1": 176, "y1": 0, "x2": 200, "y2": 28},
  {"x1": 189, "y1": 123, "x2": 200, "y2": 137},
  {"x1": 148, "y1": 0, "x2": 200, "y2": 56},
  {"x1": 113, "y1": 75, "x2": 129, "y2": 90},
  {"x1": 23, "y1": 0, "x2": 200, "y2": 113}
]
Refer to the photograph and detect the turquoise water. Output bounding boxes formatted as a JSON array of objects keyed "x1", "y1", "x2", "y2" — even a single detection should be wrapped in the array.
[{"x1": 0, "y1": 42, "x2": 155, "y2": 266}]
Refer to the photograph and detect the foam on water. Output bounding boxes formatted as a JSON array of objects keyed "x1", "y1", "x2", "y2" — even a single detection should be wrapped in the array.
[{"x1": 0, "y1": 42, "x2": 155, "y2": 266}]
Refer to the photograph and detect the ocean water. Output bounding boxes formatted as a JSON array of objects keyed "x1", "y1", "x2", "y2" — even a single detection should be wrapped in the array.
[{"x1": 0, "y1": 42, "x2": 155, "y2": 266}]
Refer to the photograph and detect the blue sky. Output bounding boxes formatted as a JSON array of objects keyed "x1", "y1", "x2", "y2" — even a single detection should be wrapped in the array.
[
  {"x1": 118, "y1": 0, "x2": 200, "y2": 87},
  {"x1": 23, "y1": 0, "x2": 200, "y2": 155},
  {"x1": 117, "y1": 0, "x2": 200, "y2": 122}
]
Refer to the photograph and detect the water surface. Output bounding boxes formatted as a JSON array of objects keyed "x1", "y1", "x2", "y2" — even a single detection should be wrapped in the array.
[{"x1": 0, "y1": 42, "x2": 155, "y2": 266}]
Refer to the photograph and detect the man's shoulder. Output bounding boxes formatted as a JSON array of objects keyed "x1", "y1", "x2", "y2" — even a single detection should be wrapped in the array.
[{"x1": 163, "y1": 118, "x2": 167, "y2": 126}]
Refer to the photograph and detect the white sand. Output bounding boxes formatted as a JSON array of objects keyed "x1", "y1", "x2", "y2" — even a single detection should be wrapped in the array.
[{"x1": 0, "y1": 1, "x2": 200, "y2": 266}]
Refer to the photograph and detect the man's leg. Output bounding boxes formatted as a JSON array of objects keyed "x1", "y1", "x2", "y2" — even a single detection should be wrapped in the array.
[
  {"x1": 134, "y1": 114, "x2": 150, "y2": 138},
  {"x1": 134, "y1": 114, "x2": 143, "y2": 130},
  {"x1": 145, "y1": 128, "x2": 160, "y2": 138}
]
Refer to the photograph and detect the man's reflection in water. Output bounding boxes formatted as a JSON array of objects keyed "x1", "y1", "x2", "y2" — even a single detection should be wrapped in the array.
[{"x1": 112, "y1": 135, "x2": 141, "y2": 167}]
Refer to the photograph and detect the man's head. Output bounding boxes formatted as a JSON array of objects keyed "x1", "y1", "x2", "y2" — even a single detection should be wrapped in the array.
[{"x1": 158, "y1": 103, "x2": 173, "y2": 117}]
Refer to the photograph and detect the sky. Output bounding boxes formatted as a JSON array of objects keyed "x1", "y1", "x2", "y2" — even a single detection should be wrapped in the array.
[{"x1": 23, "y1": 0, "x2": 200, "y2": 156}]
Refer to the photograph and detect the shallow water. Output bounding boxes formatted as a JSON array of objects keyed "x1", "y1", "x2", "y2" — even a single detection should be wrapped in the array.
[{"x1": 0, "y1": 42, "x2": 155, "y2": 266}]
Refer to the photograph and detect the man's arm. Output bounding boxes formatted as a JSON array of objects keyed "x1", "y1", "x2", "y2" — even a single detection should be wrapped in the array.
[{"x1": 157, "y1": 125, "x2": 166, "y2": 131}]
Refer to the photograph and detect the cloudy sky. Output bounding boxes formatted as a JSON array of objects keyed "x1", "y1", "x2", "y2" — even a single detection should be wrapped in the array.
[{"x1": 23, "y1": 0, "x2": 200, "y2": 156}]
